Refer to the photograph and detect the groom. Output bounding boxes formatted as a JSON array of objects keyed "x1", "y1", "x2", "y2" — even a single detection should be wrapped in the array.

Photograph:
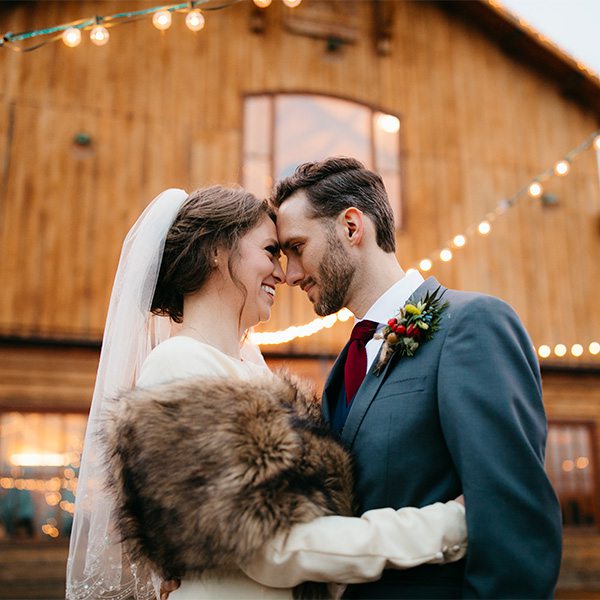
[{"x1": 264, "y1": 157, "x2": 562, "y2": 598}]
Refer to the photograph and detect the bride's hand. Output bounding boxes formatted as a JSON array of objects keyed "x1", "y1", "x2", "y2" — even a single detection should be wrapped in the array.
[
  {"x1": 160, "y1": 579, "x2": 180, "y2": 600},
  {"x1": 454, "y1": 495, "x2": 465, "y2": 506}
]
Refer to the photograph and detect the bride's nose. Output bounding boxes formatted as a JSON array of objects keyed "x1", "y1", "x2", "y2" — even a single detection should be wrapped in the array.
[{"x1": 272, "y1": 258, "x2": 285, "y2": 284}]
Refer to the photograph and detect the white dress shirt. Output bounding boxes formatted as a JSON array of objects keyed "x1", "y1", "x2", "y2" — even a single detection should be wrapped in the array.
[{"x1": 357, "y1": 270, "x2": 425, "y2": 371}]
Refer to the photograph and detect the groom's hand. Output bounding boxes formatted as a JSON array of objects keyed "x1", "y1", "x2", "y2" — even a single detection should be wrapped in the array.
[{"x1": 160, "y1": 579, "x2": 180, "y2": 600}]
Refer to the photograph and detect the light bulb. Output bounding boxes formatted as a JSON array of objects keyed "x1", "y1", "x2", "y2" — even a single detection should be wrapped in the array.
[
  {"x1": 90, "y1": 26, "x2": 109, "y2": 46},
  {"x1": 153, "y1": 10, "x2": 172, "y2": 30},
  {"x1": 554, "y1": 160, "x2": 570, "y2": 176},
  {"x1": 62, "y1": 27, "x2": 81, "y2": 48},
  {"x1": 440, "y1": 249, "x2": 452, "y2": 262},
  {"x1": 528, "y1": 182, "x2": 543, "y2": 198},
  {"x1": 419, "y1": 259, "x2": 432, "y2": 272},
  {"x1": 554, "y1": 344, "x2": 567, "y2": 357},
  {"x1": 589, "y1": 342, "x2": 600, "y2": 355},
  {"x1": 283, "y1": 0, "x2": 303, "y2": 6},
  {"x1": 571, "y1": 344, "x2": 583, "y2": 357},
  {"x1": 594, "y1": 135, "x2": 600, "y2": 151},
  {"x1": 453, "y1": 235, "x2": 466, "y2": 247},
  {"x1": 377, "y1": 114, "x2": 400, "y2": 134},
  {"x1": 186, "y1": 9, "x2": 205, "y2": 31},
  {"x1": 253, "y1": 0, "x2": 272, "y2": 7},
  {"x1": 478, "y1": 221, "x2": 491, "y2": 235},
  {"x1": 538, "y1": 345, "x2": 551, "y2": 358}
]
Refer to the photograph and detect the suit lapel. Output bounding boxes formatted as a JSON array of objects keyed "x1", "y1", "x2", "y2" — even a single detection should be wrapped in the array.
[
  {"x1": 321, "y1": 341, "x2": 350, "y2": 426},
  {"x1": 340, "y1": 276, "x2": 446, "y2": 448}
]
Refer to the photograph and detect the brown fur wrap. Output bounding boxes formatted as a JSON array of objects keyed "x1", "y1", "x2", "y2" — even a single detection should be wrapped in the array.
[{"x1": 103, "y1": 372, "x2": 354, "y2": 595}]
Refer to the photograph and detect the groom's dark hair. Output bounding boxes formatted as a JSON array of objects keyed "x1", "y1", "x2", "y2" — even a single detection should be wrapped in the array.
[{"x1": 270, "y1": 157, "x2": 396, "y2": 253}]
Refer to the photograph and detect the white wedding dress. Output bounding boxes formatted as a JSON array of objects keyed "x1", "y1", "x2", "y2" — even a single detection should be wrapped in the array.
[{"x1": 136, "y1": 336, "x2": 467, "y2": 600}]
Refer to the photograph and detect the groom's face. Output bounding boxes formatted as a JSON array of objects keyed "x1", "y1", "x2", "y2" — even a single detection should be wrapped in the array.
[{"x1": 277, "y1": 191, "x2": 355, "y2": 316}]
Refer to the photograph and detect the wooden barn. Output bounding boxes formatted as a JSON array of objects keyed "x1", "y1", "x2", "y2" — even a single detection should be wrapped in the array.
[{"x1": 0, "y1": 0, "x2": 599, "y2": 597}]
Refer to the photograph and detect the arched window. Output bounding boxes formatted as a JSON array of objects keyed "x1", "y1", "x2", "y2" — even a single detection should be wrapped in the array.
[{"x1": 243, "y1": 93, "x2": 402, "y2": 227}]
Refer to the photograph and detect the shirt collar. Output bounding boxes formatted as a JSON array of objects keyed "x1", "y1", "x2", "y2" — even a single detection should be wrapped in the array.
[{"x1": 357, "y1": 270, "x2": 425, "y2": 327}]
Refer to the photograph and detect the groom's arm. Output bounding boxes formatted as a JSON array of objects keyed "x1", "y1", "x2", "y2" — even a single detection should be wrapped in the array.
[{"x1": 437, "y1": 295, "x2": 562, "y2": 598}]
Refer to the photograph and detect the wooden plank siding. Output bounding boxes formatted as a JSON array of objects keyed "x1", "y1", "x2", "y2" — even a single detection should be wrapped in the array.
[{"x1": 0, "y1": 0, "x2": 598, "y2": 363}]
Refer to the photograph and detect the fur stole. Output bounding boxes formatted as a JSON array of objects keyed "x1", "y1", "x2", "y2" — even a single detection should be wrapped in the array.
[{"x1": 103, "y1": 372, "x2": 354, "y2": 598}]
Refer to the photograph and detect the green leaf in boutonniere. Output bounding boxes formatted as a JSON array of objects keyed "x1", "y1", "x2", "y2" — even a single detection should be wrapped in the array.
[{"x1": 374, "y1": 286, "x2": 449, "y2": 374}]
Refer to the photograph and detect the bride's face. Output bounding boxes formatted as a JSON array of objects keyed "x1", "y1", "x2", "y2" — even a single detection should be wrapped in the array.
[{"x1": 232, "y1": 216, "x2": 284, "y2": 329}]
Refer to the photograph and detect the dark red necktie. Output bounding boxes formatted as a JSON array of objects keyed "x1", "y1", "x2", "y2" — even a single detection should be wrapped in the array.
[{"x1": 344, "y1": 320, "x2": 378, "y2": 406}]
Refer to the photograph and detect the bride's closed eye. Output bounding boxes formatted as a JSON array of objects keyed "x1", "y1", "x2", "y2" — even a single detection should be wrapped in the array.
[{"x1": 265, "y1": 244, "x2": 280, "y2": 257}]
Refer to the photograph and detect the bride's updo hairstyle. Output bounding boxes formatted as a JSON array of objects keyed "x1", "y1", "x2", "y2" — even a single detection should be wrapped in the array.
[{"x1": 151, "y1": 185, "x2": 272, "y2": 323}]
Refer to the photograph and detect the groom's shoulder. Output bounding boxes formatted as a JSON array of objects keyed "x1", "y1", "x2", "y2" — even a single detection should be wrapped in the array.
[{"x1": 442, "y1": 287, "x2": 518, "y2": 321}]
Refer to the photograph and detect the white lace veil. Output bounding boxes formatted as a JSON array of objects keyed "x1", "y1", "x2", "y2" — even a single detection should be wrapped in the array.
[{"x1": 66, "y1": 188, "x2": 189, "y2": 600}]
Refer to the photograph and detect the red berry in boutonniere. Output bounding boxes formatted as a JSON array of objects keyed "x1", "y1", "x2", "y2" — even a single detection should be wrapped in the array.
[{"x1": 374, "y1": 286, "x2": 449, "y2": 374}]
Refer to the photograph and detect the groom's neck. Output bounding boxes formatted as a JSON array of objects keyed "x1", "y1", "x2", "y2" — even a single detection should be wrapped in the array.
[{"x1": 346, "y1": 252, "x2": 405, "y2": 319}]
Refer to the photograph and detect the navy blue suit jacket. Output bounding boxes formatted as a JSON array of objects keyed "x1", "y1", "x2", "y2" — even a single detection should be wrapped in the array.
[{"x1": 323, "y1": 278, "x2": 562, "y2": 599}]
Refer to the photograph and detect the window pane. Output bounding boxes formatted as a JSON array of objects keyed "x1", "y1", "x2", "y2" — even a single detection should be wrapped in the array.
[
  {"x1": 274, "y1": 94, "x2": 371, "y2": 178},
  {"x1": 0, "y1": 412, "x2": 85, "y2": 541},
  {"x1": 546, "y1": 422, "x2": 598, "y2": 527}
]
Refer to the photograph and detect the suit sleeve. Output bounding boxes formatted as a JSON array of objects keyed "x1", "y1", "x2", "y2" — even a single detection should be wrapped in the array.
[
  {"x1": 242, "y1": 500, "x2": 467, "y2": 587},
  {"x1": 437, "y1": 296, "x2": 562, "y2": 598}
]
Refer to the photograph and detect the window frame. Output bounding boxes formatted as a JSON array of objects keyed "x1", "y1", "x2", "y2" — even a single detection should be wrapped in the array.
[{"x1": 240, "y1": 91, "x2": 406, "y2": 230}]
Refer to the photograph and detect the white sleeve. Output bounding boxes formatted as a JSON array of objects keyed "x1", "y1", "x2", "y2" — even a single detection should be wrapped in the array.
[{"x1": 242, "y1": 501, "x2": 467, "y2": 587}]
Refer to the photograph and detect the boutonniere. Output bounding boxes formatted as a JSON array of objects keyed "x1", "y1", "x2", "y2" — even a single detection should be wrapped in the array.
[{"x1": 374, "y1": 286, "x2": 449, "y2": 374}]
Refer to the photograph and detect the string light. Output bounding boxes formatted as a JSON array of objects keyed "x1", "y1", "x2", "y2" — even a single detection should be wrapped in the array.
[
  {"x1": 589, "y1": 342, "x2": 600, "y2": 355},
  {"x1": 62, "y1": 27, "x2": 81, "y2": 48},
  {"x1": 554, "y1": 160, "x2": 570, "y2": 176},
  {"x1": 186, "y1": 9, "x2": 205, "y2": 32},
  {"x1": 152, "y1": 10, "x2": 172, "y2": 31},
  {"x1": 453, "y1": 235, "x2": 466, "y2": 248},
  {"x1": 554, "y1": 344, "x2": 567, "y2": 357},
  {"x1": 478, "y1": 221, "x2": 491, "y2": 235},
  {"x1": 90, "y1": 25, "x2": 109, "y2": 46},
  {"x1": 440, "y1": 249, "x2": 453, "y2": 262},
  {"x1": 528, "y1": 181, "x2": 543, "y2": 198},
  {"x1": 571, "y1": 344, "x2": 584, "y2": 357},
  {"x1": 0, "y1": 1, "x2": 234, "y2": 52},
  {"x1": 594, "y1": 136, "x2": 600, "y2": 151},
  {"x1": 282, "y1": 0, "x2": 303, "y2": 7},
  {"x1": 253, "y1": 0, "x2": 272, "y2": 7},
  {"x1": 419, "y1": 259, "x2": 432, "y2": 271},
  {"x1": 538, "y1": 345, "x2": 551, "y2": 358}
]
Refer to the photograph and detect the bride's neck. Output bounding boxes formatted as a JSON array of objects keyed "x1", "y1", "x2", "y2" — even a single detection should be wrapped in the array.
[{"x1": 179, "y1": 288, "x2": 245, "y2": 359}]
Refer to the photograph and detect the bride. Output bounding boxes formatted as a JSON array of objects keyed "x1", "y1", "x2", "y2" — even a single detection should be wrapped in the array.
[{"x1": 66, "y1": 186, "x2": 466, "y2": 600}]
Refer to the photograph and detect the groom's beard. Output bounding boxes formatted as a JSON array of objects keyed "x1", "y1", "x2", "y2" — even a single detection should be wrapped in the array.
[{"x1": 313, "y1": 236, "x2": 355, "y2": 316}]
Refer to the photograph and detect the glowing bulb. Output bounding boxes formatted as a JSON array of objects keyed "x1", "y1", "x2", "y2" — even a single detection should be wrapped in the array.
[
  {"x1": 554, "y1": 160, "x2": 570, "y2": 176},
  {"x1": 453, "y1": 235, "x2": 466, "y2": 248},
  {"x1": 478, "y1": 221, "x2": 491, "y2": 235},
  {"x1": 562, "y1": 459, "x2": 574, "y2": 472},
  {"x1": 594, "y1": 135, "x2": 600, "y2": 151},
  {"x1": 529, "y1": 182, "x2": 543, "y2": 198},
  {"x1": 554, "y1": 344, "x2": 567, "y2": 357},
  {"x1": 283, "y1": 0, "x2": 302, "y2": 6},
  {"x1": 589, "y1": 342, "x2": 600, "y2": 355},
  {"x1": 571, "y1": 344, "x2": 583, "y2": 357},
  {"x1": 538, "y1": 345, "x2": 551, "y2": 358},
  {"x1": 62, "y1": 27, "x2": 81, "y2": 48},
  {"x1": 576, "y1": 457, "x2": 589, "y2": 469},
  {"x1": 186, "y1": 9, "x2": 205, "y2": 31},
  {"x1": 336, "y1": 308, "x2": 353, "y2": 322},
  {"x1": 90, "y1": 25, "x2": 109, "y2": 46},
  {"x1": 153, "y1": 10, "x2": 172, "y2": 30},
  {"x1": 253, "y1": 0, "x2": 272, "y2": 7},
  {"x1": 419, "y1": 259, "x2": 432, "y2": 271},
  {"x1": 377, "y1": 114, "x2": 400, "y2": 134},
  {"x1": 440, "y1": 249, "x2": 453, "y2": 262}
]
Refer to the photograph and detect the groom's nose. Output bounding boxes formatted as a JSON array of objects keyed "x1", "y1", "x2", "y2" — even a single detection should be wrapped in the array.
[{"x1": 285, "y1": 258, "x2": 304, "y2": 287}]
